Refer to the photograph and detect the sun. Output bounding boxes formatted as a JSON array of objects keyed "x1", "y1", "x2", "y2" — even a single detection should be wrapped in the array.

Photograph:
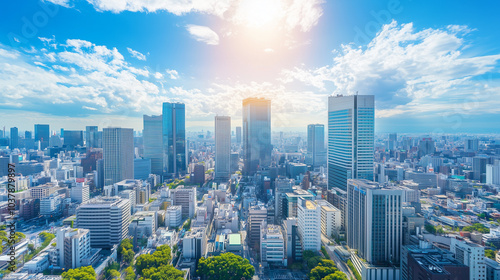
[{"x1": 235, "y1": 0, "x2": 283, "y2": 29}]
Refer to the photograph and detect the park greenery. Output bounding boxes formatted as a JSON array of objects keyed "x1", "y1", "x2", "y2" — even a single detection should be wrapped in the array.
[
  {"x1": 424, "y1": 224, "x2": 445, "y2": 235},
  {"x1": 61, "y1": 266, "x2": 96, "y2": 280},
  {"x1": 104, "y1": 261, "x2": 120, "y2": 279},
  {"x1": 486, "y1": 249, "x2": 496, "y2": 260},
  {"x1": 197, "y1": 252, "x2": 255, "y2": 280},
  {"x1": 463, "y1": 223, "x2": 490, "y2": 234},
  {"x1": 0, "y1": 230, "x2": 25, "y2": 253},
  {"x1": 118, "y1": 238, "x2": 135, "y2": 264},
  {"x1": 309, "y1": 259, "x2": 347, "y2": 280},
  {"x1": 25, "y1": 232, "x2": 54, "y2": 262},
  {"x1": 167, "y1": 179, "x2": 184, "y2": 189},
  {"x1": 125, "y1": 266, "x2": 136, "y2": 280},
  {"x1": 135, "y1": 245, "x2": 184, "y2": 280}
]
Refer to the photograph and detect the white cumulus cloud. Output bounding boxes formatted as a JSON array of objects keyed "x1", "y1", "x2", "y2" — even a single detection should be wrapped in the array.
[{"x1": 186, "y1": 25, "x2": 220, "y2": 45}]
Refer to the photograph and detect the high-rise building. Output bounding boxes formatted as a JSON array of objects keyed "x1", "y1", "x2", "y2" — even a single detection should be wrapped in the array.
[
  {"x1": 316, "y1": 199, "x2": 341, "y2": 238},
  {"x1": 243, "y1": 98, "x2": 272, "y2": 176},
  {"x1": 171, "y1": 185, "x2": 196, "y2": 218},
  {"x1": 465, "y1": 138, "x2": 479, "y2": 152},
  {"x1": 328, "y1": 94, "x2": 374, "y2": 191},
  {"x1": 10, "y1": 127, "x2": 18, "y2": 149},
  {"x1": 486, "y1": 160, "x2": 500, "y2": 185},
  {"x1": 306, "y1": 124, "x2": 326, "y2": 167},
  {"x1": 85, "y1": 126, "x2": 99, "y2": 149},
  {"x1": 56, "y1": 227, "x2": 91, "y2": 269},
  {"x1": 63, "y1": 130, "x2": 84, "y2": 149},
  {"x1": 134, "y1": 158, "x2": 151, "y2": 180},
  {"x1": 260, "y1": 224, "x2": 285, "y2": 265},
  {"x1": 297, "y1": 197, "x2": 321, "y2": 252},
  {"x1": 347, "y1": 179, "x2": 403, "y2": 265},
  {"x1": 34, "y1": 124, "x2": 50, "y2": 150},
  {"x1": 162, "y1": 102, "x2": 187, "y2": 176},
  {"x1": 248, "y1": 204, "x2": 268, "y2": 249},
  {"x1": 70, "y1": 182, "x2": 89, "y2": 204},
  {"x1": 236, "y1": 126, "x2": 242, "y2": 144},
  {"x1": 418, "y1": 137, "x2": 435, "y2": 158},
  {"x1": 103, "y1": 127, "x2": 134, "y2": 186},
  {"x1": 143, "y1": 115, "x2": 163, "y2": 175},
  {"x1": 450, "y1": 238, "x2": 486, "y2": 280},
  {"x1": 473, "y1": 156, "x2": 489, "y2": 183},
  {"x1": 76, "y1": 196, "x2": 131, "y2": 248},
  {"x1": 215, "y1": 116, "x2": 231, "y2": 180}
]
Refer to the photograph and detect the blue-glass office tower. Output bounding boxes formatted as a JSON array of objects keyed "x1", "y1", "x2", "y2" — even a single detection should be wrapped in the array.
[
  {"x1": 10, "y1": 127, "x2": 18, "y2": 149},
  {"x1": 307, "y1": 124, "x2": 326, "y2": 167},
  {"x1": 328, "y1": 94, "x2": 374, "y2": 191},
  {"x1": 86, "y1": 126, "x2": 99, "y2": 148},
  {"x1": 63, "y1": 130, "x2": 84, "y2": 149},
  {"x1": 34, "y1": 124, "x2": 50, "y2": 150},
  {"x1": 243, "y1": 98, "x2": 272, "y2": 176},
  {"x1": 103, "y1": 127, "x2": 134, "y2": 185},
  {"x1": 143, "y1": 115, "x2": 163, "y2": 175},
  {"x1": 162, "y1": 102, "x2": 186, "y2": 176}
]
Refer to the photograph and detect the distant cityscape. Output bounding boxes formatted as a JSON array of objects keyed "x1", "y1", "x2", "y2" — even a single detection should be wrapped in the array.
[{"x1": 1, "y1": 93, "x2": 500, "y2": 280}]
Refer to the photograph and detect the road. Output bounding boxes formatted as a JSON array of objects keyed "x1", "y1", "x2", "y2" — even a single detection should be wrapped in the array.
[{"x1": 321, "y1": 235, "x2": 352, "y2": 279}]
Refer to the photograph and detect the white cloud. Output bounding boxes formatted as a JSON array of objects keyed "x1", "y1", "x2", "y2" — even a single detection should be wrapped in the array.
[
  {"x1": 281, "y1": 21, "x2": 500, "y2": 117},
  {"x1": 186, "y1": 25, "x2": 220, "y2": 45},
  {"x1": 154, "y1": 72, "x2": 164, "y2": 79},
  {"x1": 127, "y1": 47, "x2": 146, "y2": 61},
  {"x1": 43, "y1": 0, "x2": 71, "y2": 8},
  {"x1": 166, "y1": 69, "x2": 179, "y2": 79},
  {"x1": 0, "y1": 48, "x2": 20, "y2": 59}
]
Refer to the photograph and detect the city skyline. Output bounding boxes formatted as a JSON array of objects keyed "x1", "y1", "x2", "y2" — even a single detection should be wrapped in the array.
[{"x1": 1, "y1": 1, "x2": 500, "y2": 133}]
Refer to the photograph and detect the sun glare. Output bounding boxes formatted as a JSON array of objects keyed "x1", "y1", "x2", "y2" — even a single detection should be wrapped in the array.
[{"x1": 235, "y1": 0, "x2": 283, "y2": 28}]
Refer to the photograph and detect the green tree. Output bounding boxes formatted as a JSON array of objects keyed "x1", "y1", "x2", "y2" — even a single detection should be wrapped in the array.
[
  {"x1": 135, "y1": 245, "x2": 172, "y2": 276},
  {"x1": 61, "y1": 266, "x2": 96, "y2": 280},
  {"x1": 141, "y1": 265, "x2": 184, "y2": 280},
  {"x1": 309, "y1": 259, "x2": 338, "y2": 280},
  {"x1": 425, "y1": 224, "x2": 436, "y2": 234},
  {"x1": 486, "y1": 249, "x2": 496, "y2": 260},
  {"x1": 197, "y1": 252, "x2": 255, "y2": 280},
  {"x1": 125, "y1": 266, "x2": 136, "y2": 280},
  {"x1": 463, "y1": 223, "x2": 490, "y2": 234},
  {"x1": 109, "y1": 269, "x2": 120, "y2": 280},
  {"x1": 322, "y1": 271, "x2": 349, "y2": 280}
]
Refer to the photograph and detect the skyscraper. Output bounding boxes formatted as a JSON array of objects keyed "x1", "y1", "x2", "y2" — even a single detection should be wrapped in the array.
[
  {"x1": 103, "y1": 127, "x2": 134, "y2": 186},
  {"x1": 143, "y1": 115, "x2": 163, "y2": 175},
  {"x1": 162, "y1": 102, "x2": 186, "y2": 176},
  {"x1": 306, "y1": 124, "x2": 326, "y2": 167},
  {"x1": 34, "y1": 124, "x2": 50, "y2": 150},
  {"x1": 10, "y1": 127, "x2": 18, "y2": 149},
  {"x1": 328, "y1": 94, "x2": 374, "y2": 191},
  {"x1": 215, "y1": 116, "x2": 231, "y2": 180},
  {"x1": 347, "y1": 179, "x2": 403, "y2": 265},
  {"x1": 63, "y1": 130, "x2": 84, "y2": 149},
  {"x1": 236, "y1": 126, "x2": 242, "y2": 144},
  {"x1": 85, "y1": 126, "x2": 99, "y2": 148},
  {"x1": 297, "y1": 197, "x2": 321, "y2": 251},
  {"x1": 242, "y1": 98, "x2": 272, "y2": 176}
]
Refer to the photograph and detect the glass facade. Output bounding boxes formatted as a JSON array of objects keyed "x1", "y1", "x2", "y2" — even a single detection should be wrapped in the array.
[
  {"x1": 307, "y1": 124, "x2": 326, "y2": 167},
  {"x1": 86, "y1": 126, "x2": 99, "y2": 148},
  {"x1": 162, "y1": 102, "x2": 186, "y2": 176},
  {"x1": 143, "y1": 115, "x2": 163, "y2": 175},
  {"x1": 328, "y1": 95, "x2": 374, "y2": 191},
  {"x1": 34, "y1": 124, "x2": 50, "y2": 150}
]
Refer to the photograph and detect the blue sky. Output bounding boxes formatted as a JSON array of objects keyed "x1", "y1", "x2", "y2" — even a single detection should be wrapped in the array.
[{"x1": 1, "y1": 0, "x2": 499, "y2": 133}]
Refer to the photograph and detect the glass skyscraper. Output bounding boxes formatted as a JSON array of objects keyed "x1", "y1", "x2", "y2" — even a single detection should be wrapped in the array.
[
  {"x1": 103, "y1": 127, "x2": 134, "y2": 186},
  {"x1": 10, "y1": 127, "x2": 18, "y2": 149},
  {"x1": 328, "y1": 94, "x2": 374, "y2": 191},
  {"x1": 143, "y1": 115, "x2": 163, "y2": 175},
  {"x1": 162, "y1": 102, "x2": 186, "y2": 176},
  {"x1": 86, "y1": 126, "x2": 99, "y2": 148},
  {"x1": 63, "y1": 130, "x2": 83, "y2": 149},
  {"x1": 242, "y1": 98, "x2": 272, "y2": 176},
  {"x1": 307, "y1": 124, "x2": 326, "y2": 167},
  {"x1": 215, "y1": 116, "x2": 231, "y2": 180},
  {"x1": 34, "y1": 124, "x2": 50, "y2": 150}
]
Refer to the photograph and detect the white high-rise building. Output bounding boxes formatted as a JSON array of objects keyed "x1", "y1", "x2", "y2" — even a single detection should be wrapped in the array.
[
  {"x1": 76, "y1": 196, "x2": 131, "y2": 248},
  {"x1": 260, "y1": 224, "x2": 285, "y2": 265},
  {"x1": 486, "y1": 160, "x2": 500, "y2": 185},
  {"x1": 171, "y1": 186, "x2": 196, "y2": 218},
  {"x1": 166, "y1": 206, "x2": 182, "y2": 227},
  {"x1": 215, "y1": 116, "x2": 231, "y2": 180},
  {"x1": 297, "y1": 197, "x2": 321, "y2": 252},
  {"x1": 70, "y1": 182, "x2": 89, "y2": 204},
  {"x1": 103, "y1": 127, "x2": 134, "y2": 186},
  {"x1": 450, "y1": 238, "x2": 486, "y2": 280},
  {"x1": 316, "y1": 199, "x2": 341, "y2": 238},
  {"x1": 56, "y1": 227, "x2": 91, "y2": 269},
  {"x1": 347, "y1": 179, "x2": 403, "y2": 265}
]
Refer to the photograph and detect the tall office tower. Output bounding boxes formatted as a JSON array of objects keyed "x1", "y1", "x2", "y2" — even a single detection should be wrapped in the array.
[
  {"x1": 85, "y1": 126, "x2": 98, "y2": 149},
  {"x1": 25, "y1": 131, "x2": 32, "y2": 139},
  {"x1": 473, "y1": 156, "x2": 489, "y2": 183},
  {"x1": 10, "y1": 127, "x2": 18, "y2": 149},
  {"x1": 450, "y1": 238, "x2": 486, "y2": 280},
  {"x1": 64, "y1": 130, "x2": 84, "y2": 149},
  {"x1": 70, "y1": 182, "x2": 89, "y2": 204},
  {"x1": 103, "y1": 128, "x2": 134, "y2": 186},
  {"x1": 486, "y1": 160, "x2": 500, "y2": 185},
  {"x1": 316, "y1": 199, "x2": 341, "y2": 238},
  {"x1": 248, "y1": 204, "x2": 268, "y2": 249},
  {"x1": 260, "y1": 225, "x2": 285, "y2": 266},
  {"x1": 162, "y1": 102, "x2": 187, "y2": 176},
  {"x1": 171, "y1": 185, "x2": 196, "y2": 218},
  {"x1": 297, "y1": 197, "x2": 321, "y2": 251},
  {"x1": 76, "y1": 196, "x2": 131, "y2": 248},
  {"x1": 328, "y1": 94, "x2": 374, "y2": 191},
  {"x1": 143, "y1": 115, "x2": 163, "y2": 175},
  {"x1": 215, "y1": 116, "x2": 231, "y2": 180},
  {"x1": 465, "y1": 138, "x2": 479, "y2": 152},
  {"x1": 418, "y1": 137, "x2": 435, "y2": 158},
  {"x1": 242, "y1": 98, "x2": 272, "y2": 176},
  {"x1": 347, "y1": 179, "x2": 403, "y2": 265},
  {"x1": 387, "y1": 133, "x2": 397, "y2": 150},
  {"x1": 34, "y1": 124, "x2": 50, "y2": 150},
  {"x1": 306, "y1": 124, "x2": 326, "y2": 167},
  {"x1": 236, "y1": 126, "x2": 242, "y2": 144},
  {"x1": 56, "y1": 227, "x2": 91, "y2": 269}
]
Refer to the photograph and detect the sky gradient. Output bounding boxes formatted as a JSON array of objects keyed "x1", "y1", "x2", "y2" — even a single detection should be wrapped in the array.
[{"x1": 1, "y1": 0, "x2": 500, "y2": 134}]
